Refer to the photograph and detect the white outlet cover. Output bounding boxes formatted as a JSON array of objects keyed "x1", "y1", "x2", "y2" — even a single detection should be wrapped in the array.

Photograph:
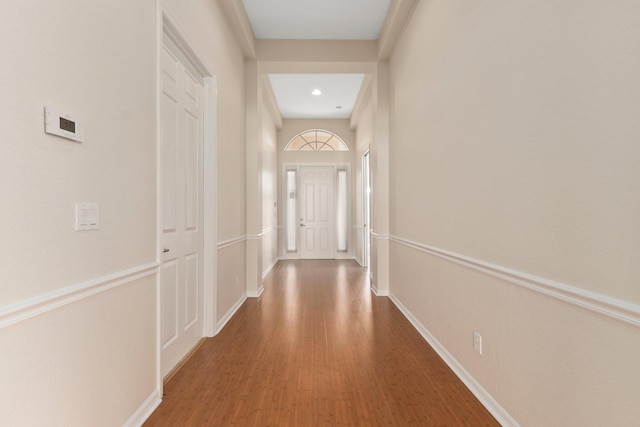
[{"x1": 473, "y1": 332, "x2": 483, "y2": 355}]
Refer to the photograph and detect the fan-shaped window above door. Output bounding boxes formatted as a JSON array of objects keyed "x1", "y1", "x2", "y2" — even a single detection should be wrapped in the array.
[{"x1": 284, "y1": 129, "x2": 349, "y2": 151}]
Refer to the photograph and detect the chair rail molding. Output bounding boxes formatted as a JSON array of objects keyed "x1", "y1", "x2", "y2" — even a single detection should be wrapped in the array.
[
  {"x1": 217, "y1": 235, "x2": 247, "y2": 250},
  {"x1": 390, "y1": 235, "x2": 640, "y2": 329},
  {"x1": 0, "y1": 262, "x2": 159, "y2": 329}
]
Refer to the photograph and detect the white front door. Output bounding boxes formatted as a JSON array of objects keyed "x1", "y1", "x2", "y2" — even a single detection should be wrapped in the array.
[
  {"x1": 160, "y1": 34, "x2": 204, "y2": 378},
  {"x1": 299, "y1": 166, "x2": 335, "y2": 259}
]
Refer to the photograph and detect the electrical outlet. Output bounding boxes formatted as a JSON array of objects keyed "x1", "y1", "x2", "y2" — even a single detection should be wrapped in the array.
[{"x1": 473, "y1": 332, "x2": 483, "y2": 355}]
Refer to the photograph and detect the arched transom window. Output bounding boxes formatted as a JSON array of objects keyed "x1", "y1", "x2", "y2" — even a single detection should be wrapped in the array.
[{"x1": 284, "y1": 129, "x2": 349, "y2": 151}]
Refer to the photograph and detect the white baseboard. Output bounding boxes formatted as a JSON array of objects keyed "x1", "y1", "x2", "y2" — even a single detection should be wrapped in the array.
[
  {"x1": 123, "y1": 388, "x2": 162, "y2": 427},
  {"x1": 262, "y1": 258, "x2": 279, "y2": 279},
  {"x1": 369, "y1": 273, "x2": 389, "y2": 296},
  {"x1": 247, "y1": 286, "x2": 264, "y2": 298},
  {"x1": 371, "y1": 286, "x2": 389, "y2": 297},
  {"x1": 216, "y1": 294, "x2": 247, "y2": 334},
  {"x1": 388, "y1": 293, "x2": 520, "y2": 427}
]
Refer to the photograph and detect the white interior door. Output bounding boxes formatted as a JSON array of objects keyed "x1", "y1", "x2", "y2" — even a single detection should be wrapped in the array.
[
  {"x1": 299, "y1": 166, "x2": 335, "y2": 259},
  {"x1": 160, "y1": 34, "x2": 204, "y2": 378}
]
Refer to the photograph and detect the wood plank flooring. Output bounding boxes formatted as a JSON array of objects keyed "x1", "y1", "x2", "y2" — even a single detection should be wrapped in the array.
[{"x1": 144, "y1": 260, "x2": 499, "y2": 426}]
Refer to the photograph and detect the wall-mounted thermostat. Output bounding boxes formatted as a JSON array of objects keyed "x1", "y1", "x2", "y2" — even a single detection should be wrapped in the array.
[{"x1": 44, "y1": 107, "x2": 84, "y2": 142}]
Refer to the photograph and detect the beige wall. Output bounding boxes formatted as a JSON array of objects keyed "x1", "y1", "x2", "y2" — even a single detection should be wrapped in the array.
[
  {"x1": 244, "y1": 61, "x2": 282, "y2": 293},
  {"x1": 0, "y1": 1, "x2": 156, "y2": 306},
  {"x1": 351, "y1": 66, "x2": 390, "y2": 292},
  {"x1": 353, "y1": 84, "x2": 374, "y2": 265},
  {"x1": 261, "y1": 100, "x2": 279, "y2": 276},
  {"x1": 388, "y1": 1, "x2": 640, "y2": 425},
  {"x1": 0, "y1": 277, "x2": 156, "y2": 426},
  {"x1": 0, "y1": 0, "x2": 157, "y2": 425},
  {"x1": 0, "y1": 0, "x2": 248, "y2": 424}
]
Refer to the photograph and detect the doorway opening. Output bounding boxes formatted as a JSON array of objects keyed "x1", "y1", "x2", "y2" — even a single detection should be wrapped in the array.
[{"x1": 283, "y1": 163, "x2": 350, "y2": 260}]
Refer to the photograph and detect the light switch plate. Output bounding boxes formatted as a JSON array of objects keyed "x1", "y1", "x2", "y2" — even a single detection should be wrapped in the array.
[{"x1": 75, "y1": 203, "x2": 99, "y2": 231}]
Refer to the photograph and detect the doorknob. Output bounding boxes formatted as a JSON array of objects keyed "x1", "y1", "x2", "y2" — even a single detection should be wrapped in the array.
[
  {"x1": 300, "y1": 223, "x2": 306, "y2": 227},
  {"x1": 162, "y1": 248, "x2": 170, "y2": 253}
]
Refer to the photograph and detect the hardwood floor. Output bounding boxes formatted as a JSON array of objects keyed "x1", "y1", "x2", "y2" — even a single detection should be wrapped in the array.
[{"x1": 144, "y1": 260, "x2": 499, "y2": 426}]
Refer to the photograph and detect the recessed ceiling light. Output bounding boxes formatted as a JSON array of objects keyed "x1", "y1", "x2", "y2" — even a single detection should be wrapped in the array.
[
  {"x1": 336, "y1": 106, "x2": 342, "y2": 110},
  {"x1": 312, "y1": 89, "x2": 322, "y2": 96}
]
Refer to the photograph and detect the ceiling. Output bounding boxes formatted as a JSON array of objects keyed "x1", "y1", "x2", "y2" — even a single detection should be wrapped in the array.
[
  {"x1": 242, "y1": 0, "x2": 392, "y2": 119},
  {"x1": 242, "y1": 0, "x2": 391, "y2": 40},
  {"x1": 269, "y1": 74, "x2": 365, "y2": 119}
]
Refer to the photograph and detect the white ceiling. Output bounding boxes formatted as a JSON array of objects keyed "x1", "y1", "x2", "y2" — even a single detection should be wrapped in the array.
[
  {"x1": 269, "y1": 74, "x2": 365, "y2": 119},
  {"x1": 242, "y1": 0, "x2": 391, "y2": 40},
  {"x1": 242, "y1": 0, "x2": 391, "y2": 119}
]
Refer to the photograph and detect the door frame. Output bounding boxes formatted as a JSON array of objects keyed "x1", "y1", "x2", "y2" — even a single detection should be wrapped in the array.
[
  {"x1": 281, "y1": 162, "x2": 351, "y2": 260},
  {"x1": 156, "y1": 4, "x2": 217, "y2": 390},
  {"x1": 362, "y1": 150, "x2": 371, "y2": 268}
]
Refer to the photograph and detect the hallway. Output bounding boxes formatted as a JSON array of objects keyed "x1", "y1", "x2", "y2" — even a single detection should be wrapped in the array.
[{"x1": 145, "y1": 260, "x2": 499, "y2": 426}]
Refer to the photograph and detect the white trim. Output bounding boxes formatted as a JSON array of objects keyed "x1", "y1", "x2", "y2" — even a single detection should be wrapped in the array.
[
  {"x1": 282, "y1": 162, "x2": 352, "y2": 170},
  {"x1": 202, "y1": 75, "x2": 218, "y2": 338},
  {"x1": 370, "y1": 230, "x2": 389, "y2": 240},
  {"x1": 247, "y1": 286, "x2": 265, "y2": 298},
  {"x1": 216, "y1": 294, "x2": 247, "y2": 334},
  {"x1": 155, "y1": 0, "x2": 164, "y2": 398},
  {"x1": 371, "y1": 286, "x2": 389, "y2": 297},
  {"x1": 261, "y1": 226, "x2": 278, "y2": 236},
  {"x1": 123, "y1": 388, "x2": 162, "y2": 427},
  {"x1": 156, "y1": 2, "x2": 218, "y2": 391},
  {"x1": 246, "y1": 227, "x2": 277, "y2": 240},
  {"x1": 0, "y1": 262, "x2": 158, "y2": 329},
  {"x1": 390, "y1": 235, "x2": 640, "y2": 329},
  {"x1": 361, "y1": 150, "x2": 371, "y2": 268},
  {"x1": 262, "y1": 257, "x2": 279, "y2": 279},
  {"x1": 217, "y1": 235, "x2": 246, "y2": 249},
  {"x1": 389, "y1": 293, "x2": 520, "y2": 427},
  {"x1": 160, "y1": 6, "x2": 215, "y2": 78}
]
